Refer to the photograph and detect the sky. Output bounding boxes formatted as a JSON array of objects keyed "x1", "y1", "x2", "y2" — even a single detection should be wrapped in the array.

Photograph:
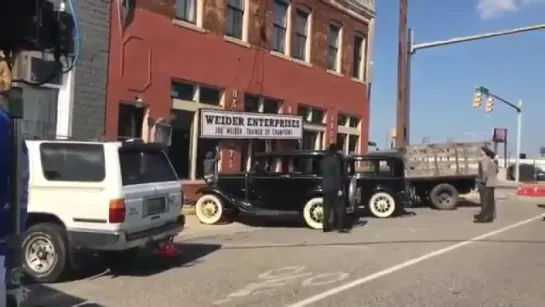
[{"x1": 370, "y1": 0, "x2": 545, "y2": 156}]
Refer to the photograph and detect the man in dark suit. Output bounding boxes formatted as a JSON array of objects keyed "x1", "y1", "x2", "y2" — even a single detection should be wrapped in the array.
[{"x1": 321, "y1": 143, "x2": 349, "y2": 233}]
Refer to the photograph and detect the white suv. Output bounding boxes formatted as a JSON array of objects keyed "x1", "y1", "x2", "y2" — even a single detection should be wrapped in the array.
[{"x1": 23, "y1": 139, "x2": 184, "y2": 283}]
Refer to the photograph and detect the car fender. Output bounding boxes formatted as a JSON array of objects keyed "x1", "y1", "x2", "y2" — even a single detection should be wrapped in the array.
[
  {"x1": 372, "y1": 185, "x2": 398, "y2": 198},
  {"x1": 196, "y1": 187, "x2": 237, "y2": 208}
]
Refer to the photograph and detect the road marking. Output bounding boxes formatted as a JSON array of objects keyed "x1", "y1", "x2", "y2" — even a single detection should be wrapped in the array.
[
  {"x1": 286, "y1": 213, "x2": 545, "y2": 307},
  {"x1": 213, "y1": 266, "x2": 350, "y2": 305}
]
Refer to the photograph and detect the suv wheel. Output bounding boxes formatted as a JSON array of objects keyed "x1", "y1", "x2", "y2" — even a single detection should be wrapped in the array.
[
  {"x1": 22, "y1": 223, "x2": 68, "y2": 283},
  {"x1": 195, "y1": 194, "x2": 224, "y2": 225},
  {"x1": 303, "y1": 197, "x2": 324, "y2": 229},
  {"x1": 368, "y1": 192, "x2": 396, "y2": 218}
]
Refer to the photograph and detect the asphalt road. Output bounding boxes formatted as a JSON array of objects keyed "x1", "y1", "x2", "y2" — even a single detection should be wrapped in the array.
[{"x1": 23, "y1": 198, "x2": 545, "y2": 307}]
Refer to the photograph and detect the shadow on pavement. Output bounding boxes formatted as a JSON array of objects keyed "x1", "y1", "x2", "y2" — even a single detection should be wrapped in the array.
[
  {"x1": 21, "y1": 283, "x2": 103, "y2": 307},
  {"x1": 458, "y1": 197, "x2": 481, "y2": 207},
  {"x1": 236, "y1": 214, "x2": 307, "y2": 228},
  {"x1": 55, "y1": 243, "x2": 222, "y2": 281}
]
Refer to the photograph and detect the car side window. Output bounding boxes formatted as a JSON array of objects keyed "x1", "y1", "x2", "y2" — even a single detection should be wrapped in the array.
[
  {"x1": 40, "y1": 143, "x2": 106, "y2": 182},
  {"x1": 292, "y1": 157, "x2": 321, "y2": 175}
]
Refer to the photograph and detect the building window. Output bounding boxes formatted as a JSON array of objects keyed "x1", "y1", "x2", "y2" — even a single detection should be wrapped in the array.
[
  {"x1": 200, "y1": 86, "x2": 222, "y2": 105},
  {"x1": 337, "y1": 114, "x2": 347, "y2": 126},
  {"x1": 298, "y1": 105, "x2": 324, "y2": 124},
  {"x1": 244, "y1": 94, "x2": 260, "y2": 112},
  {"x1": 175, "y1": 0, "x2": 196, "y2": 23},
  {"x1": 171, "y1": 81, "x2": 196, "y2": 101},
  {"x1": 349, "y1": 117, "x2": 359, "y2": 128},
  {"x1": 293, "y1": 9, "x2": 309, "y2": 61},
  {"x1": 337, "y1": 114, "x2": 361, "y2": 154},
  {"x1": 327, "y1": 24, "x2": 341, "y2": 71},
  {"x1": 263, "y1": 98, "x2": 280, "y2": 114},
  {"x1": 117, "y1": 103, "x2": 144, "y2": 139},
  {"x1": 272, "y1": 0, "x2": 289, "y2": 53},
  {"x1": 226, "y1": 0, "x2": 244, "y2": 39},
  {"x1": 352, "y1": 34, "x2": 366, "y2": 79}
]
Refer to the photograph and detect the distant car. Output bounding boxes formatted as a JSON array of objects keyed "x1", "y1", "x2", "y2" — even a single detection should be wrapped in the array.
[{"x1": 506, "y1": 163, "x2": 545, "y2": 181}]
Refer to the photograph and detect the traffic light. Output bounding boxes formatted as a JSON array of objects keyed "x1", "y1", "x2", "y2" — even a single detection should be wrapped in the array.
[
  {"x1": 485, "y1": 96, "x2": 494, "y2": 112},
  {"x1": 473, "y1": 90, "x2": 483, "y2": 108}
]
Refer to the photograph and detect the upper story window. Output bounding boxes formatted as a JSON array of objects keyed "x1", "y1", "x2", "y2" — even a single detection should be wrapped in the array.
[
  {"x1": 245, "y1": 95, "x2": 282, "y2": 114},
  {"x1": 298, "y1": 105, "x2": 325, "y2": 124},
  {"x1": 352, "y1": 34, "x2": 367, "y2": 80},
  {"x1": 226, "y1": 0, "x2": 245, "y2": 39},
  {"x1": 272, "y1": 0, "x2": 289, "y2": 53},
  {"x1": 175, "y1": 0, "x2": 196, "y2": 23},
  {"x1": 292, "y1": 8, "x2": 310, "y2": 61},
  {"x1": 327, "y1": 24, "x2": 341, "y2": 72}
]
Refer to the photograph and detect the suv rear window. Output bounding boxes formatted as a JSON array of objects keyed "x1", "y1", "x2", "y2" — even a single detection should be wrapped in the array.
[{"x1": 119, "y1": 150, "x2": 178, "y2": 185}]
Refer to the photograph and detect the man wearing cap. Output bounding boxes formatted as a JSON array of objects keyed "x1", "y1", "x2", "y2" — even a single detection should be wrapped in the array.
[{"x1": 475, "y1": 146, "x2": 498, "y2": 223}]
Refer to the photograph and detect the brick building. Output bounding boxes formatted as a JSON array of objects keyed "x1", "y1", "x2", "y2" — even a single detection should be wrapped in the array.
[{"x1": 105, "y1": 0, "x2": 375, "y2": 197}]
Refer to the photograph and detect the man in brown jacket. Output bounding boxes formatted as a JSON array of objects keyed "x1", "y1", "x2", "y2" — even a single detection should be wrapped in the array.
[{"x1": 474, "y1": 146, "x2": 498, "y2": 223}]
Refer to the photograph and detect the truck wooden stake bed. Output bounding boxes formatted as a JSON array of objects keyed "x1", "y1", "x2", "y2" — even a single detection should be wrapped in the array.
[{"x1": 360, "y1": 141, "x2": 491, "y2": 210}]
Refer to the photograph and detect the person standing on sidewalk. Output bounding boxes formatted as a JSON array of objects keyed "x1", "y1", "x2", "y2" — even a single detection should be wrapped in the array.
[
  {"x1": 474, "y1": 146, "x2": 498, "y2": 223},
  {"x1": 320, "y1": 144, "x2": 349, "y2": 233},
  {"x1": 203, "y1": 148, "x2": 220, "y2": 185}
]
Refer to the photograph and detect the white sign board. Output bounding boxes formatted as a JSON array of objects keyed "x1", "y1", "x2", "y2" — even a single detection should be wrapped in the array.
[{"x1": 200, "y1": 110, "x2": 303, "y2": 139}]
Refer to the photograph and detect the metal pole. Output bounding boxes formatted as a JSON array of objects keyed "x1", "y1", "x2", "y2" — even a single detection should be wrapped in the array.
[
  {"x1": 514, "y1": 100, "x2": 523, "y2": 183},
  {"x1": 412, "y1": 24, "x2": 545, "y2": 51},
  {"x1": 6, "y1": 117, "x2": 22, "y2": 307}
]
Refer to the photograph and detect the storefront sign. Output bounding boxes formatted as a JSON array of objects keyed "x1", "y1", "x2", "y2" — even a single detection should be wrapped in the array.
[{"x1": 200, "y1": 110, "x2": 303, "y2": 139}]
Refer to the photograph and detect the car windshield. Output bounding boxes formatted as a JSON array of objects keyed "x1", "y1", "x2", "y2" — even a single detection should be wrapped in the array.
[{"x1": 119, "y1": 149, "x2": 178, "y2": 185}]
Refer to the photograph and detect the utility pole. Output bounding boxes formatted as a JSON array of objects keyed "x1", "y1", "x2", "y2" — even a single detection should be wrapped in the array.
[
  {"x1": 395, "y1": 0, "x2": 409, "y2": 147},
  {"x1": 396, "y1": 7, "x2": 545, "y2": 147}
]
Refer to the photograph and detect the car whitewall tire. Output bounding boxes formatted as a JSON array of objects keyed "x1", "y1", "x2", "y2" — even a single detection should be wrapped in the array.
[
  {"x1": 195, "y1": 194, "x2": 224, "y2": 225},
  {"x1": 368, "y1": 192, "x2": 396, "y2": 218},
  {"x1": 303, "y1": 197, "x2": 324, "y2": 230}
]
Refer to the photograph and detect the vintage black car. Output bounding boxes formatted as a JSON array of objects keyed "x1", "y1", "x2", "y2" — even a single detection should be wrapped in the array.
[
  {"x1": 193, "y1": 150, "x2": 360, "y2": 229},
  {"x1": 347, "y1": 153, "x2": 411, "y2": 217}
]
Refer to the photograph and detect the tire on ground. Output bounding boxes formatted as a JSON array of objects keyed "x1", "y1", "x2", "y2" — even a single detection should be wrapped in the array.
[
  {"x1": 302, "y1": 197, "x2": 324, "y2": 230},
  {"x1": 368, "y1": 191, "x2": 397, "y2": 218},
  {"x1": 429, "y1": 183, "x2": 459, "y2": 210},
  {"x1": 195, "y1": 194, "x2": 225, "y2": 225},
  {"x1": 22, "y1": 223, "x2": 69, "y2": 283}
]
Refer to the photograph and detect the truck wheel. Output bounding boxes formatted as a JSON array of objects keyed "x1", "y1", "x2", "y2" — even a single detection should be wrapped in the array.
[
  {"x1": 22, "y1": 223, "x2": 69, "y2": 283},
  {"x1": 430, "y1": 184, "x2": 459, "y2": 210}
]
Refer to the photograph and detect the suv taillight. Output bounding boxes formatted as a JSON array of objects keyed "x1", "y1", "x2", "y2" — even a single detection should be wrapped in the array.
[{"x1": 109, "y1": 199, "x2": 126, "y2": 223}]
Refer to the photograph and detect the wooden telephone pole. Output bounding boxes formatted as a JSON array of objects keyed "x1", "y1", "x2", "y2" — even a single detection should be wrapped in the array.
[{"x1": 395, "y1": 0, "x2": 409, "y2": 147}]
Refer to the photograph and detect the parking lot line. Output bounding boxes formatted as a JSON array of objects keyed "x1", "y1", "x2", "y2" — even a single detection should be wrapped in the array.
[{"x1": 286, "y1": 213, "x2": 545, "y2": 307}]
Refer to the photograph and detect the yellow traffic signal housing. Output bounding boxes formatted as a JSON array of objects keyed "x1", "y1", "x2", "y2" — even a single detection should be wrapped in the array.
[
  {"x1": 473, "y1": 91, "x2": 483, "y2": 108},
  {"x1": 485, "y1": 96, "x2": 494, "y2": 112}
]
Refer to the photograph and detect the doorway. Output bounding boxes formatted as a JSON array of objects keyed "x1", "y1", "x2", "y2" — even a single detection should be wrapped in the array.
[{"x1": 169, "y1": 109, "x2": 194, "y2": 179}]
